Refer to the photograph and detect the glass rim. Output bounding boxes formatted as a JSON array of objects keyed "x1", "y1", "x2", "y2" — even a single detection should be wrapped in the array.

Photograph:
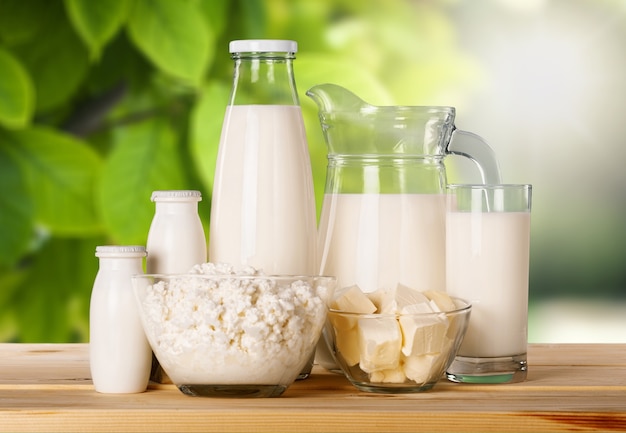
[
  {"x1": 447, "y1": 183, "x2": 532, "y2": 190},
  {"x1": 329, "y1": 297, "x2": 471, "y2": 317},
  {"x1": 133, "y1": 273, "x2": 336, "y2": 281}
]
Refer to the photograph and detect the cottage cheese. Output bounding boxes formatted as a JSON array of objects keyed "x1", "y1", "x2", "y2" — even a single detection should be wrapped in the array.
[{"x1": 139, "y1": 263, "x2": 329, "y2": 385}]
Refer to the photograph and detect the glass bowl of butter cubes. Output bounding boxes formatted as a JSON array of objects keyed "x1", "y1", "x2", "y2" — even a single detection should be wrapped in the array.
[{"x1": 322, "y1": 285, "x2": 471, "y2": 393}]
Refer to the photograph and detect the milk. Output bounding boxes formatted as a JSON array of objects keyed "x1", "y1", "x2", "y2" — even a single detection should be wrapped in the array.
[
  {"x1": 318, "y1": 193, "x2": 446, "y2": 293},
  {"x1": 209, "y1": 105, "x2": 317, "y2": 275},
  {"x1": 446, "y1": 211, "x2": 531, "y2": 357}
]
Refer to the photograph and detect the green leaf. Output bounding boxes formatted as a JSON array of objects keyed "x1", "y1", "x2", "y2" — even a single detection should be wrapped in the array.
[
  {"x1": 194, "y1": 0, "x2": 229, "y2": 39},
  {"x1": 127, "y1": 0, "x2": 212, "y2": 84},
  {"x1": 99, "y1": 118, "x2": 186, "y2": 244},
  {"x1": 0, "y1": 48, "x2": 34, "y2": 129},
  {"x1": 64, "y1": 0, "x2": 129, "y2": 61},
  {"x1": 5, "y1": 127, "x2": 103, "y2": 235},
  {"x1": 0, "y1": 0, "x2": 57, "y2": 46},
  {"x1": 12, "y1": 9, "x2": 90, "y2": 112},
  {"x1": 0, "y1": 139, "x2": 35, "y2": 266},
  {"x1": 84, "y1": 32, "x2": 152, "y2": 96},
  {"x1": 189, "y1": 81, "x2": 230, "y2": 193},
  {"x1": 11, "y1": 236, "x2": 100, "y2": 342},
  {"x1": 236, "y1": 0, "x2": 267, "y2": 39}
]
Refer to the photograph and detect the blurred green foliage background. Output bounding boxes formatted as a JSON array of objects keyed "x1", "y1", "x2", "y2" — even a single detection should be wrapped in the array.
[{"x1": 1, "y1": 0, "x2": 625, "y2": 343}]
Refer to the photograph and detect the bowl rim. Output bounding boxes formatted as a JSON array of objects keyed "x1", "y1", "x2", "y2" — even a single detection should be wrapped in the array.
[
  {"x1": 328, "y1": 296, "x2": 471, "y2": 318},
  {"x1": 132, "y1": 273, "x2": 337, "y2": 281}
]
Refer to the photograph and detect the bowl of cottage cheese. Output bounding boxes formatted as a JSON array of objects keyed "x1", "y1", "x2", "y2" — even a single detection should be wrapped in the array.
[{"x1": 132, "y1": 263, "x2": 335, "y2": 398}]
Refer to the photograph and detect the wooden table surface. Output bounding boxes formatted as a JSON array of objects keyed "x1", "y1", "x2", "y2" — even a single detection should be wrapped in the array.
[{"x1": 0, "y1": 343, "x2": 625, "y2": 432}]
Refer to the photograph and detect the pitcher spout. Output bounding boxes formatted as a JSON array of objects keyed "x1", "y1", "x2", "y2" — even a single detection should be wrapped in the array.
[{"x1": 306, "y1": 83, "x2": 371, "y2": 113}]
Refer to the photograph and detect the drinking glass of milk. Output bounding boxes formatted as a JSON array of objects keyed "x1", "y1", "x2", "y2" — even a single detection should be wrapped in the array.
[{"x1": 445, "y1": 184, "x2": 532, "y2": 384}]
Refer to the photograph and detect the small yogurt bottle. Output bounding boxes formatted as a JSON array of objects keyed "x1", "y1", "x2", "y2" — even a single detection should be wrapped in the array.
[
  {"x1": 89, "y1": 245, "x2": 151, "y2": 393},
  {"x1": 146, "y1": 190, "x2": 207, "y2": 274}
]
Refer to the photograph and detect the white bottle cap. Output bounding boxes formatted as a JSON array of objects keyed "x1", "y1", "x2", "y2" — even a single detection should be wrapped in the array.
[
  {"x1": 150, "y1": 190, "x2": 202, "y2": 202},
  {"x1": 229, "y1": 39, "x2": 297, "y2": 54},
  {"x1": 95, "y1": 245, "x2": 147, "y2": 257}
]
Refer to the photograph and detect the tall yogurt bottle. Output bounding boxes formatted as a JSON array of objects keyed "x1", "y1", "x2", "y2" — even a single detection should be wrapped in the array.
[
  {"x1": 146, "y1": 190, "x2": 207, "y2": 274},
  {"x1": 146, "y1": 190, "x2": 207, "y2": 383},
  {"x1": 209, "y1": 40, "x2": 317, "y2": 378}
]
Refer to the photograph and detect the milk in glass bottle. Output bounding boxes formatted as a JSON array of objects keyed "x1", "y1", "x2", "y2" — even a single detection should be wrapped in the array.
[
  {"x1": 209, "y1": 40, "x2": 316, "y2": 276},
  {"x1": 90, "y1": 246, "x2": 151, "y2": 393},
  {"x1": 209, "y1": 40, "x2": 317, "y2": 378}
]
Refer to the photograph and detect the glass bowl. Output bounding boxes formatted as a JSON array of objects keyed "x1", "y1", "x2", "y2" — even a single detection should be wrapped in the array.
[
  {"x1": 132, "y1": 273, "x2": 335, "y2": 398},
  {"x1": 322, "y1": 296, "x2": 471, "y2": 393}
]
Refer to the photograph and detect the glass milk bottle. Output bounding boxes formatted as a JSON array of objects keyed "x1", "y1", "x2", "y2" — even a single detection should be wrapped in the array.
[
  {"x1": 209, "y1": 40, "x2": 317, "y2": 276},
  {"x1": 90, "y1": 246, "x2": 151, "y2": 393},
  {"x1": 209, "y1": 40, "x2": 317, "y2": 378},
  {"x1": 146, "y1": 190, "x2": 207, "y2": 274}
]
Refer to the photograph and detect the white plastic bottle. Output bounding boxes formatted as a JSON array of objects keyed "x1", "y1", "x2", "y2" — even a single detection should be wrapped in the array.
[
  {"x1": 146, "y1": 190, "x2": 207, "y2": 274},
  {"x1": 89, "y1": 245, "x2": 151, "y2": 393},
  {"x1": 145, "y1": 190, "x2": 207, "y2": 383}
]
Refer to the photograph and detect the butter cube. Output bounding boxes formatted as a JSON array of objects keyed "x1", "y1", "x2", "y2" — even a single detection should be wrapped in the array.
[
  {"x1": 403, "y1": 353, "x2": 440, "y2": 384},
  {"x1": 395, "y1": 284, "x2": 430, "y2": 311},
  {"x1": 367, "y1": 288, "x2": 396, "y2": 314},
  {"x1": 399, "y1": 305, "x2": 448, "y2": 356},
  {"x1": 358, "y1": 317, "x2": 402, "y2": 373},
  {"x1": 334, "y1": 325, "x2": 360, "y2": 367},
  {"x1": 423, "y1": 290, "x2": 457, "y2": 312},
  {"x1": 328, "y1": 310, "x2": 357, "y2": 332},
  {"x1": 332, "y1": 285, "x2": 377, "y2": 314},
  {"x1": 369, "y1": 365, "x2": 407, "y2": 383}
]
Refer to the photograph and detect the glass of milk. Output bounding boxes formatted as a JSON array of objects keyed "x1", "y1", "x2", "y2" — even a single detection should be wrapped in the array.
[{"x1": 445, "y1": 184, "x2": 532, "y2": 383}]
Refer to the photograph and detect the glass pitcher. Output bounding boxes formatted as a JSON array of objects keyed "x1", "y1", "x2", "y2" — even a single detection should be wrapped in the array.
[
  {"x1": 307, "y1": 84, "x2": 501, "y2": 370},
  {"x1": 307, "y1": 83, "x2": 502, "y2": 295}
]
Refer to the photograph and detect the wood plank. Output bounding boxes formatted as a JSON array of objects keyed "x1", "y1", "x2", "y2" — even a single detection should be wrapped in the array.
[
  {"x1": 0, "y1": 344, "x2": 625, "y2": 433},
  {"x1": 528, "y1": 343, "x2": 626, "y2": 366}
]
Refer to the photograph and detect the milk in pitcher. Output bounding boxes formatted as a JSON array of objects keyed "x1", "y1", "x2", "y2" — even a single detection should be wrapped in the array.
[{"x1": 318, "y1": 193, "x2": 446, "y2": 293}]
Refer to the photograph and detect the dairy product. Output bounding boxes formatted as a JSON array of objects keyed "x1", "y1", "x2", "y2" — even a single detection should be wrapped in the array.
[
  {"x1": 138, "y1": 263, "x2": 329, "y2": 385},
  {"x1": 90, "y1": 246, "x2": 151, "y2": 394},
  {"x1": 318, "y1": 193, "x2": 446, "y2": 294},
  {"x1": 328, "y1": 285, "x2": 458, "y2": 384},
  {"x1": 403, "y1": 353, "x2": 440, "y2": 383},
  {"x1": 332, "y1": 285, "x2": 377, "y2": 314},
  {"x1": 357, "y1": 316, "x2": 402, "y2": 373},
  {"x1": 399, "y1": 306, "x2": 448, "y2": 355},
  {"x1": 423, "y1": 289, "x2": 457, "y2": 312},
  {"x1": 209, "y1": 105, "x2": 317, "y2": 275},
  {"x1": 146, "y1": 190, "x2": 207, "y2": 274},
  {"x1": 333, "y1": 324, "x2": 360, "y2": 367},
  {"x1": 369, "y1": 365, "x2": 407, "y2": 383},
  {"x1": 316, "y1": 193, "x2": 446, "y2": 371},
  {"x1": 446, "y1": 211, "x2": 530, "y2": 358}
]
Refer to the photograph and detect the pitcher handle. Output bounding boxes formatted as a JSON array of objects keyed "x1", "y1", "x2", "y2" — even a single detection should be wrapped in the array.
[{"x1": 446, "y1": 129, "x2": 502, "y2": 184}]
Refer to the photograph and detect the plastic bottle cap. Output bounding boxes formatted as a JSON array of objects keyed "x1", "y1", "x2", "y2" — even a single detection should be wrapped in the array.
[
  {"x1": 95, "y1": 245, "x2": 147, "y2": 257},
  {"x1": 229, "y1": 39, "x2": 297, "y2": 54},
  {"x1": 150, "y1": 190, "x2": 202, "y2": 202}
]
